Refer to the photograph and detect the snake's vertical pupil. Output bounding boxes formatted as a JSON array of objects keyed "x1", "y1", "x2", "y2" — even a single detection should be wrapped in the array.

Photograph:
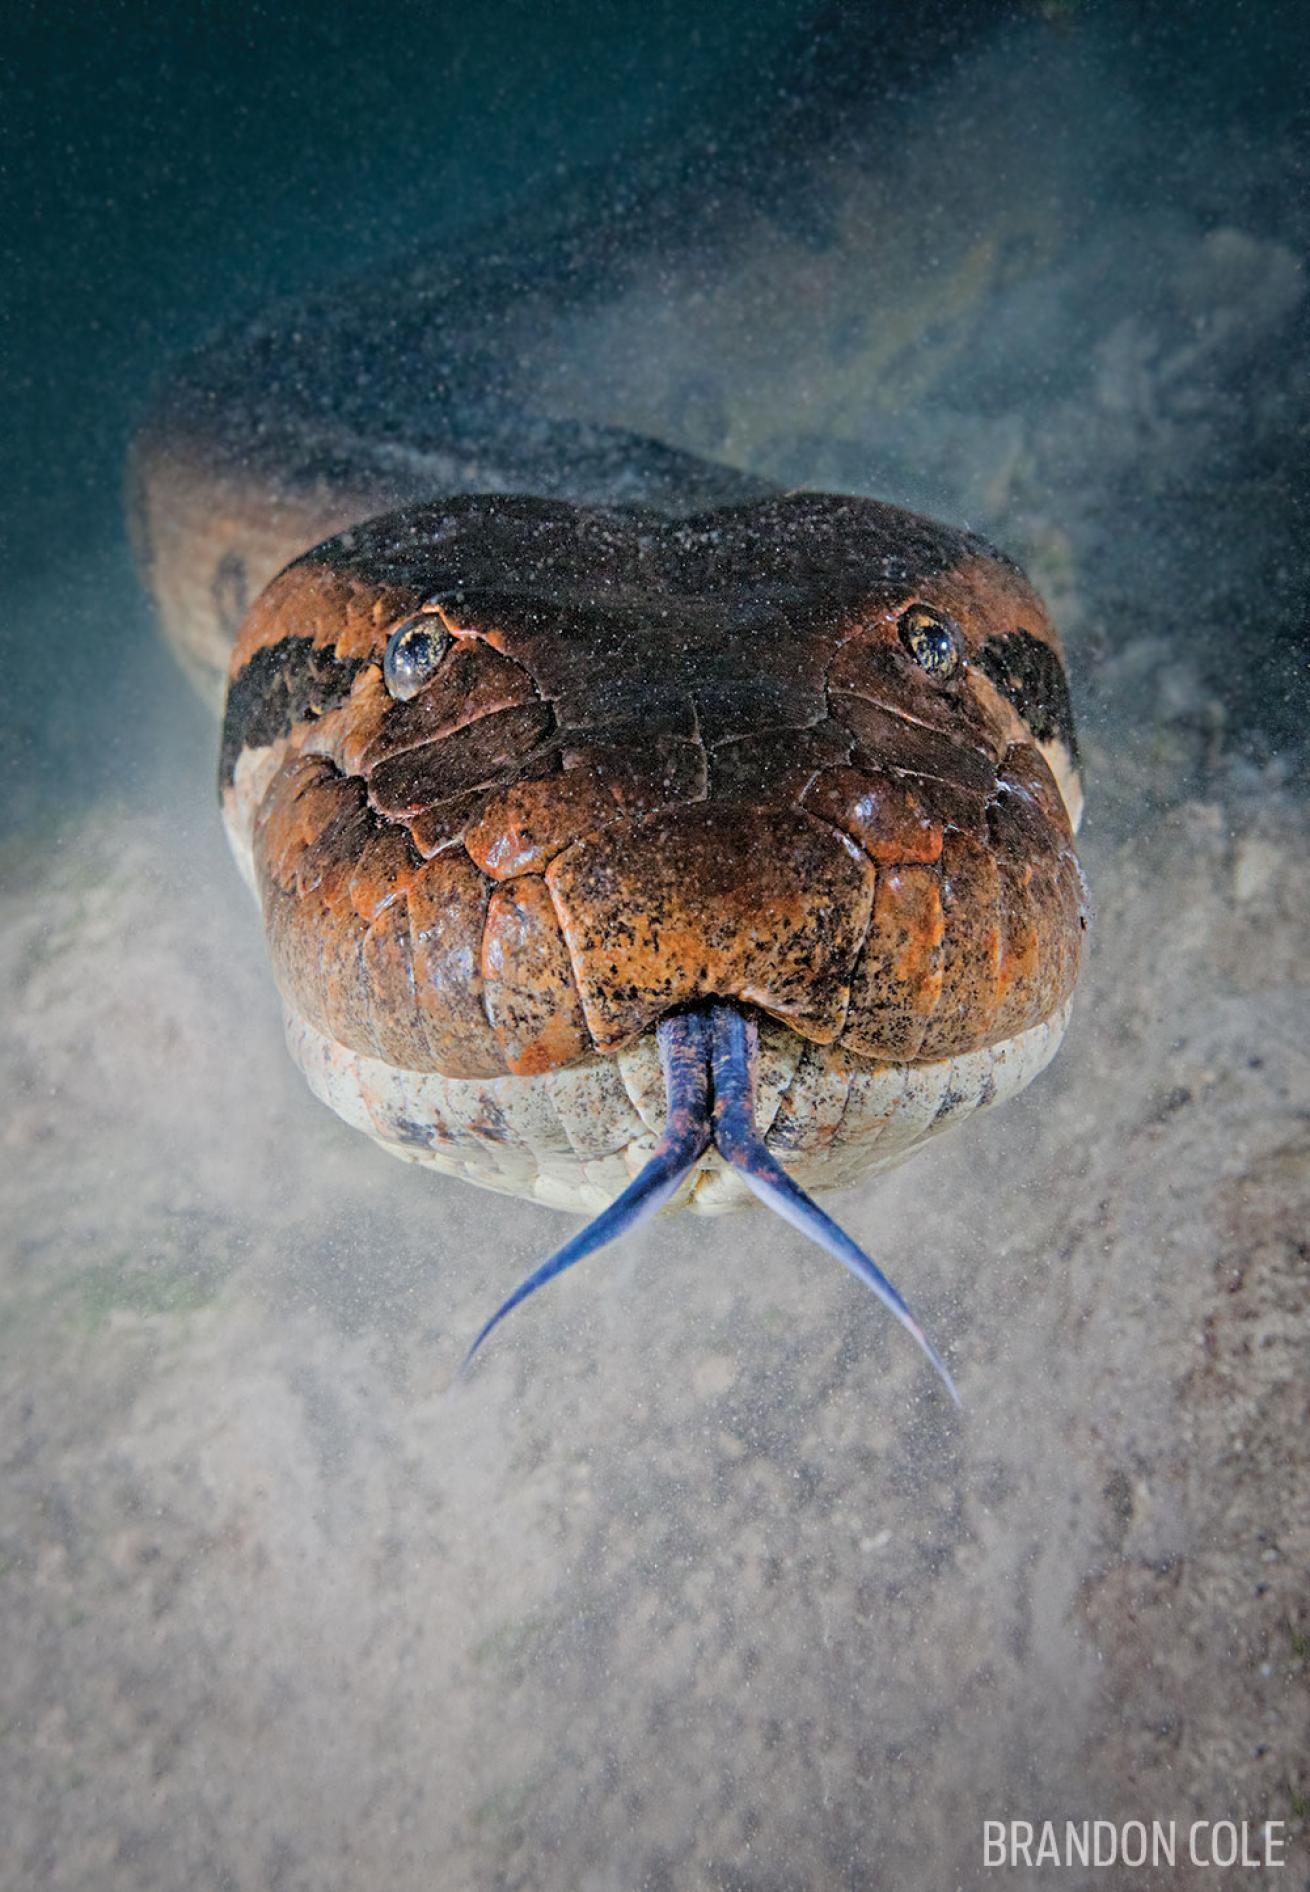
[
  {"x1": 898, "y1": 603, "x2": 962, "y2": 679},
  {"x1": 383, "y1": 617, "x2": 450, "y2": 700}
]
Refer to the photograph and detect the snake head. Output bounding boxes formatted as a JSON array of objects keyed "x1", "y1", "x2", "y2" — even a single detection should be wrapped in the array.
[{"x1": 218, "y1": 490, "x2": 1084, "y2": 1089}]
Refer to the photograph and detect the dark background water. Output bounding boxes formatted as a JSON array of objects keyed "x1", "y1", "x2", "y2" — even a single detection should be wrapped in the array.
[
  {"x1": 4, "y1": 0, "x2": 1307, "y2": 830},
  {"x1": 4, "y1": 0, "x2": 827, "y2": 828},
  {"x1": 6, "y1": 0, "x2": 825, "y2": 565}
]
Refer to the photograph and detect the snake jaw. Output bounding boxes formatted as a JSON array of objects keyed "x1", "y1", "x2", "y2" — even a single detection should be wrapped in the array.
[{"x1": 461, "y1": 1003, "x2": 959, "y2": 1405}]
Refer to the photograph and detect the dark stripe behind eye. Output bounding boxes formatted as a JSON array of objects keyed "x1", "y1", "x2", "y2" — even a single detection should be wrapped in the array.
[
  {"x1": 220, "y1": 636, "x2": 365, "y2": 787},
  {"x1": 975, "y1": 629, "x2": 1079, "y2": 763}
]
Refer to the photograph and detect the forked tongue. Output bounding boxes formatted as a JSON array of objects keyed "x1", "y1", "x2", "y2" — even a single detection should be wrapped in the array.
[{"x1": 461, "y1": 1003, "x2": 958, "y2": 1404}]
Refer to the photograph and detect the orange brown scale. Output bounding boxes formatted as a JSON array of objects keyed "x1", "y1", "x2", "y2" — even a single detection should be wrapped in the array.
[
  {"x1": 483, "y1": 878, "x2": 592, "y2": 1075},
  {"x1": 921, "y1": 831, "x2": 1003, "y2": 1060},
  {"x1": 844, "y1": 866, "x2": 946, "y2": 1063},
  {"x1": 465, "y1": 770, "x2": 621, "y2": 879},
  {"x1": 801, "y1": 766, "x2": 944, "y2": 865},
  {"x1": 219, "y1": 490, "x2": 1085, "y2": 1101},
  {"x1": 406, "y1": 855, "x2": 503, "y2": 1078},
  {"x1": 572, "y1": 728, "x2": 710, "y2": 818},
  {"x1": 547, "y1": 804, "x2": 876, "y2": 1052}
]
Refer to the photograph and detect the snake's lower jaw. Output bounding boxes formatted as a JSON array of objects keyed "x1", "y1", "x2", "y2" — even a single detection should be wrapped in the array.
[
  {"x1": 284, "y1": 995, "x2": 1072, "y2": 1214},
  {"x1": 283, "y1": 991, "x2": 1074, "y2": 1399},
  {"x1": 462, "y1": 1004, "x2": 960, "y2": 1404}
]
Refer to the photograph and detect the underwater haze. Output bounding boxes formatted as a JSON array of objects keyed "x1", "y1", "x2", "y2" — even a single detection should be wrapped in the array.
[{"x1": 2, "y1": 3, "x2": 1308, "y2": 1888}]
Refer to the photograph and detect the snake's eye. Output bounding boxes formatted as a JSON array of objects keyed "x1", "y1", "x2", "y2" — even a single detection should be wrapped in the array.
[
  {"x1": 898, "y1": 603, "x2": 962, "y2": 680},
  {"x1": 383, "y1": 616, "x2": 450, "y2": 700}
]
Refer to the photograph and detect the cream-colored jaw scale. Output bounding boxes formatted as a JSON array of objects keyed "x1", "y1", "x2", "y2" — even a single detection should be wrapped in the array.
[
  {"x1": 1042, "y1": 735, "x2": 1084, "y2": 833},
  {"x1": 286, "y1": 1002, "x2": 1072, "y2": 1215}
]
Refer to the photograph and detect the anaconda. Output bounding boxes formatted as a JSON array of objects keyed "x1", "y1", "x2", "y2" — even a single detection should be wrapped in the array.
[{"x1": 128, "y1": 51, "x2": 1087, "y2": 1396}]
